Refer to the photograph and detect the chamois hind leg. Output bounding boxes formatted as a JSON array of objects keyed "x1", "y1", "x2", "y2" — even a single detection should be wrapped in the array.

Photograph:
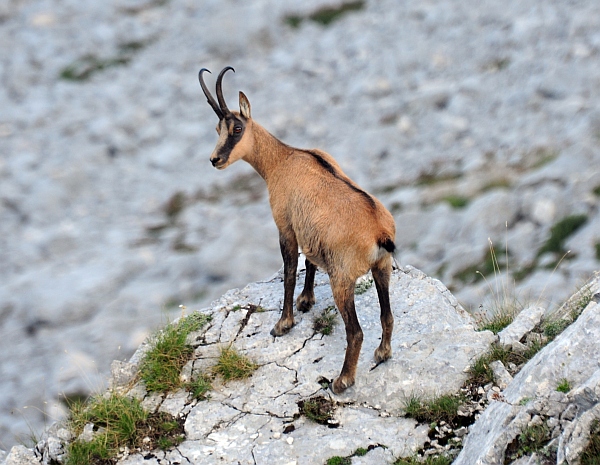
[
  {"x1": 296, "y1": 258, "x2": 316, "y2": 313},
  {"x1": 271, "y1": 232, "x2": 298, "y2": 337},
  {"x1": 329, "y1": 275, "x2": 363, "y2": 394},
  {"x1": 372, "y1": 257, "x2": 394, "y2": 363}
]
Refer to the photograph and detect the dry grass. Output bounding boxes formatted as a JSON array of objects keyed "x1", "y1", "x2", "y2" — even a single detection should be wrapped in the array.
[{"x1": 212, "y1": 346, "x2": 258, "y2": 382}]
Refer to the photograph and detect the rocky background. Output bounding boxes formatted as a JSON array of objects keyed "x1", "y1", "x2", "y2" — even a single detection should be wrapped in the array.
[{"x1": 1, "y1": 0, "x2": 600, "y2": 451}]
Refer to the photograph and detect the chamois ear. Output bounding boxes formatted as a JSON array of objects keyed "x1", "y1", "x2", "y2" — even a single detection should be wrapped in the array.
[{"x1": 239, "y1": 91, "x2": 251, "y2": 119}]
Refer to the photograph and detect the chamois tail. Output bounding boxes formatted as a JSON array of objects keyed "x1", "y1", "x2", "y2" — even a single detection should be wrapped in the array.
[{"x1": 377, "y1": 237, "x2": 396, "y2": 254}]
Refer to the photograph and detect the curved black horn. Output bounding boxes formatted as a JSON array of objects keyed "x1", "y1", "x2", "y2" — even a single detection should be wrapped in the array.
[
  {"x1": 216, "y1": 66, "x2": 235, "y2": 116},
  {"x1": 198, "y1": 68, "x2": 224, "y2": 119}
]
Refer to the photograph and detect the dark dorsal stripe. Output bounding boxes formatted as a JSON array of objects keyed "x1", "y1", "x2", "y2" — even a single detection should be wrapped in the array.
[{"x1": 306, "y1": 150, "x2": 377, "y2": 210}]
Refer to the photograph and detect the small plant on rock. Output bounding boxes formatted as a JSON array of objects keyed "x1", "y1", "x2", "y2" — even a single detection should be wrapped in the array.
[
  {"x1": 476, "y1": 305, "x2": 518, "y2": 334},
  {"x1": 323, "y1": 446, "x2": 375, "y2": 465},
  {"x1": 187, "y1": 373, "x2": 212, "y2": 400},
  {"x1": 543, "y1": 317, "x2": 571, "y2": 340},
  {"x1": 393, "y1": 455, "x2": 452, "y2": 465},
  {"x1": 355, "y1": 277, "x2": 374, "y2": 295},
  {"x1": 556, "y1": 378, "x2": 571, "y2": 393},
  {"x1": 505, "y1": 422, "x2": 553, "y2": 462},
  {"x1": 581, "y1": 420, "x2": 600, "y2": 465},
  {"x1": 403, "y1": 392, "x2": 465, "y2": 426},
  {"x1": 213, "y1": 346, "x2": 258, "y2": 382},
  {"x1": 313, "y1": 306, "x2": 338, "y2": 335},
  {"x1": 468, "y1": 344, "x2": 518, "y2": 385},
  {"x1": 299, "y1": 396, "x2": 336, "y2": 425},
  {"x1": 541, "y1": 279, "x2": 594, "y2": 343},
  {"x1": 326, "y1": 456, "x2": 351, "y2": 465},
  {"x1": 139, "y1": 312, "x2": 211, "y2": 393},
  {"x1": 353, "y1": 447, "x2": 368, "y2": 456},
  {"x1": 65, "y1": 394, "x2": 185, "y2": 465},
  {"x1": 471, "y1": 240, "x2": 522, "y2": 329}
]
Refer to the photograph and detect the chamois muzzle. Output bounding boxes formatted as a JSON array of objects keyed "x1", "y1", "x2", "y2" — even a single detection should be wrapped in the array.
[
  {"x1": 198, "y1": 66, "x2": 235, "y2": 120},
  {"x1": 210, "y1": 156, "x2": 222, "y2": 168}
]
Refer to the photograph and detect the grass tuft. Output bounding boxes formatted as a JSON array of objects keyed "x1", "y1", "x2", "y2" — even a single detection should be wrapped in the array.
[
  {"x1": 139, "y1": 312, "x2": 211, "y2": 393},
  {"x1": 505, "y1": 422, "x2": 553, "y2": 462},
  {"x1": 65, "y1": 394, "x2": 185, "y2": 464},
  {"x1": 394, "y1": 455, "x2": 452, "y2": 465},
  {"x1": 324, "y1": 446, "x2": 381, "y2": 464},
  {"x1": 354, "y1": 447, "x2": 368, "y2": 457},
  {"x1": 542, "y1": 317, "x2": 570, "y2": 340},
  {"x1": 476, "y1": 305, "x2": 517, "y2": 334},
  {"x1": 468, "y1": 344, "x2": 521, "y2": 385},
  {"x1": 403, "y1": 393, "x2": 465, "y2": 426},
  {"x1": 556, "y1": 378, "x2": 571, "y2": 393},
  {"x1": 186, "y1": 373, "x2": 212, "y2": 400},
  {"x1": 326, "y1": 457, "x2": 351, "y2": 465},
  {"x1": 313, "y1": 306, "x2": 337, "y2": 335},
  {"x1": 299, "y1": 396, "x2": 335, "y2": 424},
  {"x1": 213, "y1": 346, "x2": 258, "y2": 382}
]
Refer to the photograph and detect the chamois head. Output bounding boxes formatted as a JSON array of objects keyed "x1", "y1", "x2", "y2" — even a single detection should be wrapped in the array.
[{"x1": 199, "y1": 66, "x2": 253, "y2": 170}]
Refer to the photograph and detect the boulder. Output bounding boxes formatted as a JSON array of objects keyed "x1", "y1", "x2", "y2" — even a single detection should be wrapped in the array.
[{"x1": 454, "y1": 298, "x2": 600, "y2": 464}]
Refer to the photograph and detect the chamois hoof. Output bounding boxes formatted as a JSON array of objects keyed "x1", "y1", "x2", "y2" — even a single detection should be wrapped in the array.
[
  {"x1": 296, "y1": 296, "x2": 315, "y2": 313},
  {"x1": 330, "y1": 376, "x2": 354, "y2": 394},
  {"x1": 374, "y1": 346, "x2": 392, "y2": 364},
  {"x1": 270, "y1": 321, "x2": 293, "y2": 337}
]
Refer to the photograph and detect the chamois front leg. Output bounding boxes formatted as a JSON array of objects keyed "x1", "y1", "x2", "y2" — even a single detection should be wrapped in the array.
[
  {"x1": 271, "y1": 232, "x2": 298, "y2": 337},
  {"x1": 372, "y1": 258, "x2": 394, "y2": 363},
  {"x1": 296, "y1": 258, "x2": 316, "y2": 313},
  {"x1": 329, "y1": 275, "x2": 363, "y2": 394}
]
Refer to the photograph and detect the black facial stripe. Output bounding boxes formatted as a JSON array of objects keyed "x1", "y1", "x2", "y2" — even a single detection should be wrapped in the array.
[
  {"x1": 216, "y1": 118, "x2": 244, "y2": 159},
  {"x1": 217, "y1": 134, "x2": 238, "y2": 159},
  {"x1": 305, "y1": 150, "x2": 377, "y2": 210}
]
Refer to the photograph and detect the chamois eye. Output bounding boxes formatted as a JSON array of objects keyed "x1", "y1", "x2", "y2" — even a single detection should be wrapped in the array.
[{"x1": 234, "y1": 126, "x2": 242, "y2": 134}]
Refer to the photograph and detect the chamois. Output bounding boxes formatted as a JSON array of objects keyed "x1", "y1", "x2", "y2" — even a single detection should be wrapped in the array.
[{"x1": 198, "y1": 67, "x2": 396, "y2": 394}]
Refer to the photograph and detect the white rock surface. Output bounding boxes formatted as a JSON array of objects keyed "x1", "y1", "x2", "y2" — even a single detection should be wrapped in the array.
[
  {"x1": 1, "y1": 266, "x2": 492, "y2": 464},
  {"x1": 3, "y1": 446, "x2": 38, "y2": 465},
  {"x1": 498, "y1": 306, "x2": 545, "y2": 349},
  {"x1": 455, "y1": 296, "x2": 600, "y2": 464},
  {"x1": 117, "y1": 266, "x2": 493, "y2": 464},
  {"x1": 3, "y1": 272, "x2": 600, "y2": 464}
]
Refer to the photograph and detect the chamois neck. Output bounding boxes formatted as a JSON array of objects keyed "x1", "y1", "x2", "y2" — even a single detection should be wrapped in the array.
[{"x1": 243, "y1": 122, "x2": 290, "y2": 182}]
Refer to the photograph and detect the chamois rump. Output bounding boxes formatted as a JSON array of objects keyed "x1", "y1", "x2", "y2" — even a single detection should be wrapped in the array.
[{"x1": 198, "y1": 66, "x2": 396, "y2": 394}]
